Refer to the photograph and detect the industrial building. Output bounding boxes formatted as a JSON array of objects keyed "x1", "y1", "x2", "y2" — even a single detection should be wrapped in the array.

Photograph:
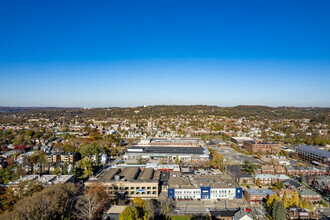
[
  {"x1": 85, "y1": 167, "x2": 160, "y2": 199},
  {"x1": 167, "y1": 172, "x2": 243, "y2": 200}
]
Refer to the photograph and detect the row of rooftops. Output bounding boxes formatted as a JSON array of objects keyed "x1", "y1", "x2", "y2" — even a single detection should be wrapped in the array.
[
  {"x1": 90, "y1": 167, "x2": 161, "y2": 183},
  {"x1": 3, "y1": 174, "x2": 74, "y2": 186},
  {"x1": 227, "y1": 165, "x2": 328, "y2": 178}
]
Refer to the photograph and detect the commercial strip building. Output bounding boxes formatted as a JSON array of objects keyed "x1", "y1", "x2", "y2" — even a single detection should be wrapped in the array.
[
  {"x1": 167, "y1": 172, "x2": 243, "y2": 200},
  {"x1": 295, "y1": 145, "x2": 330, "y2": 166},
  {"x1": 85, "y1": 167, "x2": 160, "y2": 199},
  {"x1": 243, "y1": 140, "x2": 280, "y2": 154},
  {"x1": 123, "y1": 146, "x2": 209, "y2": 162}
]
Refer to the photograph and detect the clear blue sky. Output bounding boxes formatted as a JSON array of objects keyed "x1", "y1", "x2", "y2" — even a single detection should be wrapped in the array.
[{"x1": 0, "y1": 0, "x2": 329, "y2": 107}]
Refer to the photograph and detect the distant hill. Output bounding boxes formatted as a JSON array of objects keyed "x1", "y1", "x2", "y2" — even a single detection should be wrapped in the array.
[
  {"x1": 0, "y1": 105, "x2": 329, "y2": 125},
  {"x1": 0, "y1": 107, "x2": 69, "y2": 113}
]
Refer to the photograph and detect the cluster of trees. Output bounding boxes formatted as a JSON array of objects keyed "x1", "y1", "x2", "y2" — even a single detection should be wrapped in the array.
[
  {"x1": 0, "y1": 165, "x2": 22, "y2": 184},
  {"x1": 120, "y1": 198, "x2": 174, "y2": 220},
  {"x1": 207, "y1": 148, "x2": 224, "y2": 170},
  {"x1": 0, "y1": 128, "x2": 55, "y2": 147},
  {"x1": 0, "y1": 182, "x2": 112, "y2": 220},
  {"x1": 266, "y1": 191, "x2": 313, "y2": 219},
  {"x1": 242, "y1": 160, "x2": 258, "y2": 175},
  {"x1": 0, "y1": 182, "x2": 80, "y2": 219}
]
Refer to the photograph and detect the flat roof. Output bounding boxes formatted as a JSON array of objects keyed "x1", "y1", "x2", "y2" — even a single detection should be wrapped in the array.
[
  {"x1": 87, "y1": 167, "x2": 159, "y2": 184},
  {"x1": 98, "y1": 168, "x2": 121, "y2": 181},
  {"x1": 138, "y1": 168, "x2": 154, "y2": 180},
  {"x1": 120, "y1": 167, "x2": 140, "y2": 180},
  {"x1": 168, "y1": 172, "x2": 238, "y2": 189},
  {"x1": 245, "y1": 189, "x2": 275, "y2": 196},
  {"x1": 51, "y1": 175, "x2": 73, "y2": 184},
  {"x1": 127, "y1": 146, "x2": 205, "y2": 154}
]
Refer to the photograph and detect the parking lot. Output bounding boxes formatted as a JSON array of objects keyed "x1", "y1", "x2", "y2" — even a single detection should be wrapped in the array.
[{"x1": 216, "y1": 147, "x2": 263, "y2": 165}]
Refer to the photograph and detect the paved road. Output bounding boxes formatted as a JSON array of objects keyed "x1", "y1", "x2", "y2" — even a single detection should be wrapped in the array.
[{"x1": 217, "y1": 147, "x2": 263, "y2": 165}]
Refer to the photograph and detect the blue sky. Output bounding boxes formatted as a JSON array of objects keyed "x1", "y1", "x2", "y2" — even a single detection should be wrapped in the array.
[{"x1": 0, "y1": 0, "x2": 329, "y2": 107}]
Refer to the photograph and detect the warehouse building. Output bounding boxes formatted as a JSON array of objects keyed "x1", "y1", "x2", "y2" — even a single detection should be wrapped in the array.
[{"x1": 167, "y1": 172, "x2": 242, "y2": 200}]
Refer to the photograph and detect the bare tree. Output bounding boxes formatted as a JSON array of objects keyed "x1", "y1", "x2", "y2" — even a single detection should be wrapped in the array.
[{"x1": 74, "y1": 193, "x2": 105, "y2": 220}]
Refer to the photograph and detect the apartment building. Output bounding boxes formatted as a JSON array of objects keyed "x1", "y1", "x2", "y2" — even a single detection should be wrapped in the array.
[{"x1": 295, "y1": 145, "x2": 330, "y2": 166}]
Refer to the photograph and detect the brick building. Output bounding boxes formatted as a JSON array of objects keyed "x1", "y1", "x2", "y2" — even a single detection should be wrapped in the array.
[{"x1": 243, "y1": 140, "x2": 280, "y2": 154}]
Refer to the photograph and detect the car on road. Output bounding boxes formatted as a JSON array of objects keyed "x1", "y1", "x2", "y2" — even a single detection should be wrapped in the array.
[{"x1": 246, "y1": 208, "x2": 252, "y2": 212}]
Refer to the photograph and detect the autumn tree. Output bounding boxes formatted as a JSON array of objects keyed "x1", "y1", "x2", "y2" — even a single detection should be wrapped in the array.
[
  {"x1": 120, "y1": 206, "x2": 139, "y2": 220},
  {"x1": 74, "y1": 183, "x2": 109, "y2": 220},
  {"x1": 283, "y1": 192, "x2": 289, "y2": 208},
  {"x1": 288, "y1": 190, "x2": 299, "y2": 207}
]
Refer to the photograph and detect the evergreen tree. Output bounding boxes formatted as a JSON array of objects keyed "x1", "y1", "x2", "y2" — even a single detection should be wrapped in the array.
[
  {"x1": 272, "y1": 199, "x2": 279, "y2": 219},
  {"x1": 274, "y1": 200, "x2": 287, "y2": 220}
]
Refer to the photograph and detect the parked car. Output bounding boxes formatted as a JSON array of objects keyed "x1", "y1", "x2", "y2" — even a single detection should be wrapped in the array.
[
  {"x1": 246, "y1": 208, "x2": 252, "y2": 212},
  {"x1": 174, "y1": 208, "x2": 181, "y2": 212}
]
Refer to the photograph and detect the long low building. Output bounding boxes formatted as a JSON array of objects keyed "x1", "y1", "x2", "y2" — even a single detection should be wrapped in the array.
[
  {"x1": 138, "y1": 138, "x2": 199, "y2": 147},
  {"x1": 123, "y1": 146, "x2": 209, "y2": 162},
  {"x1": 295, "y1": 145, "x2": 330, "y2": 166},
  {"x1": 85, "y1": 167, "x2": 160, "y2": 199},
  {"x1": 167, "y1": 172, "x2": 243, "y2": 200},
  {"x1": 3, "y1": 174, "x2": 74, "y2": 187}
]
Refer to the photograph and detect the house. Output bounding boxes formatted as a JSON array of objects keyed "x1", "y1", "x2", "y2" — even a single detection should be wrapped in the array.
[
  {"x1": 287, "y1": 207, "x2": 319, "y2": 220},
  {"x1": 274, "y1": 165, "x2": 286, "y2": 174},
  {"x1": 232, "y1": 210, "x2": 253, "y2": 220},
  {"x1": 297, "y1": 189, "x2": 321, "y2": 202},
  {"x1": 208, "y1": 208, "x2": 240, "y2": 220},
  {"x1": 282, "y1": 179, "x2": 304, "y2": 190},
  {"x1": 244, "y1": 189, "x2": 275, "y2": 204},
  {"x1": 285, "y1": 165, "x2": 300, "y2": 176},
  {"x1": 261, "y1": 165, "x2": 275, "y2": 174},
  {"x1": 274, "y1": 189, "x2": 294, "y2": 199},
  {"x1": 226, "y1": 165, "x2": 255, "y2": 184},
  {"x1": 254, "y1": 174, "x2": 289, "y2": 185}
]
